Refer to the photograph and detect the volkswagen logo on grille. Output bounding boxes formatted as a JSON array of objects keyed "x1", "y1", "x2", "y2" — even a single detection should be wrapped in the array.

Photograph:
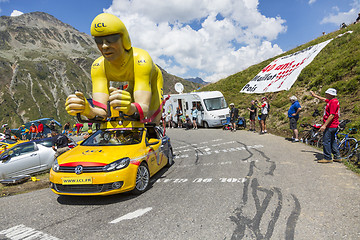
[{"x1": 75, "y1": 165, "x2": 83, "y2": 175}]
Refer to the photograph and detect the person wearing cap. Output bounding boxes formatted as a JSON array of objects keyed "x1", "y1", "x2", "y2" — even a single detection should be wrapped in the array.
[
  {"x1": 255, "y1": 97, "x2": 269, "y2": 134},
  {"x1": 229, "y1": 103, "x2": 239, "y2": 132},
  {"x1": 310, "y1": 88, "x2": 340, "y2": 163},
  {"x1": 288, "y1": 96, "x2": 302, "y2": 142},
  {"x1": 29, "y1": 123, "x2": 38, "y2": 140},
  {"x1": 65, "y1": 13, "x2": 164, "y2": 124},
  {"x1": 19, "y1": 125, "x2": 27, "y2": 140},
  {"x1": 166, "y1": 110, "x2": 173, "y2": 128}
]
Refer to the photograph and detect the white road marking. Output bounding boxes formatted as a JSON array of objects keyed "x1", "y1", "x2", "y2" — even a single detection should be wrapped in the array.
[
  {"x1": 0, "y1": 224, "x2": 60, "y2": 240},
  {"x1": 110, "y1": 207, "x2": 153, "y2": 224},
  {"x1": 154, "y1": 178, "x2": 248, "y2": 184},
  {"x1": 173, "y1": 144, "x2": 263, "y2": 156}
]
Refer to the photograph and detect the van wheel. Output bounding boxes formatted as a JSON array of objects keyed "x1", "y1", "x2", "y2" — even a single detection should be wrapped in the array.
[
  {"x1": 132, "y1": 163, "x2": 150, "y2": 195},
  {"x1": 203, "y1": 121, "x2": 209, "y2": 128}
]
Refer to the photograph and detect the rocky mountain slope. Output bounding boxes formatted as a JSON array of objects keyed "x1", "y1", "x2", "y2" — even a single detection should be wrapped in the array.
[
  {"x1": 0, "y1": 12, "x2": 200, "y2": 127},
  {"x1": 201, "y1": 23, "x2": 360, "y2": 139}
]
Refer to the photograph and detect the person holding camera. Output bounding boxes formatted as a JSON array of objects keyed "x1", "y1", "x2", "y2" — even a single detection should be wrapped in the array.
[
  {"x1": 255, "y1": 97, "x2": 269, "y2": 134},
  {"x1": 247, "y1": 100, "x2": 257, "y2": 132}
]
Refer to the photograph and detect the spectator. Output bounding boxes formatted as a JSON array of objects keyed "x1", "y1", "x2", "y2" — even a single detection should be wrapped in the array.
[
  {"x1": 288, "y1": 96, "x2": 302, "y2": 142},
  {"x1": 356, "y1": 12, "x2": 360, "y2": 24},
  {"x1": 176, "y1": 107, "x2": 183, "y2": 128},
  {"x1": 255, "y1": 97, "x2": 269, "y2": 134},
  {"x1": 19, "y1": 125, "x2": 27, "y2": 140},
  {"x1": 29, "y1": 123, "x2": 38, "y2": 140},
  {"x1": 191, "y1": 106, "x2": 198, "y2": 129},
  {"x1": 63, "y1": 122, "x2": 70, "y2": 136},
  {"x1": 166, "y1": 111, "x2": 173, "y2": 128},
  {"x1": 247, "y1": 100, "x2": 257, "y2": 132},
  {"x1": 310, "y1": 88, "x2": 340, "y2": 163},
  {"x1": 185, "y1": 115, "x2": 192, "y2": 130},
  {"x1": 51, "y1": 130, "x2": 70, "y2": 158},
  {"x1": 83, "y1": 129, "x2": 93, "y2": 140},
  {"x1": 229, "y1": 103, "x2": 239, "y2": 132},
  {"x1": 47, "y1": 120, "x2": 57, "y2": 132},
  {"x1": 37, "y1": 121, "x2": 44, "y2": 138},
  {"x1": 75, "y1": 122, "x2": 84, "y2": 135},
  {"x1": 3, "y1": 124, "x2": 11, "y2": 140},
  {"x1": 161, "y1": 109, "x2": 166, "y2": 131}
]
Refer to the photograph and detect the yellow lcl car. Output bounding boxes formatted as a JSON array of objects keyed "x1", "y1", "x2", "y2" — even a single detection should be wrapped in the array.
[{"x1": 50, "y1": 120, "x2": 173, "y2": 196}]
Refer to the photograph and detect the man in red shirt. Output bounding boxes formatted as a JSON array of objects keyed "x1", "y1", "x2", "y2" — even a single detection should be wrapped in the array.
[
  {"x1": 75, "y1": 123, "x2": 83, "y2": 136},
  {"x1": 37, "y1": 121, "x2": 44, "y2": 138},
  {"x1": 310, "y1": 88, "x2": 340, "y2": 163}
]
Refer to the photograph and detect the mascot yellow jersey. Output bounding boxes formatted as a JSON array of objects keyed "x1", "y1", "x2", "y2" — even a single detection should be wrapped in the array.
[{"x1": 91, "y1": 47, "x2": 164, "y2": 121}]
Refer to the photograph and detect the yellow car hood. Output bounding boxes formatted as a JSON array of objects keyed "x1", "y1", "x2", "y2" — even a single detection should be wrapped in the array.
[{"x1": 58, "y1": 144, "x2": 144, "y2": 166}]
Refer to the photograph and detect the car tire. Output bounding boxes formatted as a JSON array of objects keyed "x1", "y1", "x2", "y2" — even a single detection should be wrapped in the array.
[
  {"x1": 203, "y1": 121, "x2": 209, "y2": 128},
  {"x1": 132, "y1": 163, "x2": 150, "y2": 195},
  {"x1": 166, "y1": 149, "x2": 174, "y2": 167}
]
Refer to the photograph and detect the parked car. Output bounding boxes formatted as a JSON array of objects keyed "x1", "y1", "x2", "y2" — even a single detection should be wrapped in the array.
[
  {"x1": 50, "y1": 121, "x2": 173, "y2": 196},
  {"x1": 0, "y1": 139, "x2": 26, "y2": 154},
  {"x1": 0, "y1": 137, "x2": 77, "y2": 180},
  {"x1": 11, "y1": 118, "x2": 62, "y2": 140}
]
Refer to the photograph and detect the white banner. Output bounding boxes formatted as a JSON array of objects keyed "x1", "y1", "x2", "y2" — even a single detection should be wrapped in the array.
[{"x1": 240, "y1": 39, "x2": 333, "y2": 94}]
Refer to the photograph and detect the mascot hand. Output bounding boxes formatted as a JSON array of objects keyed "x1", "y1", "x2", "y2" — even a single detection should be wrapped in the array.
[
  {"x1": 109, "y1": 87, "x2": 132, "y2": 114},
  {"x1": 65, "y1": 91, "x2": 91, "y2": 116}
]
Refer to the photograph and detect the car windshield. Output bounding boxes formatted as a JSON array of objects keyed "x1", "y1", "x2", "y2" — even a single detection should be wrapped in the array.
[
  {"x1": 81, "y1": 129, "x2": 143, "y2": 146},
  {"x1": 203, "y1": 97, "x2": 228, "y2": 111}
]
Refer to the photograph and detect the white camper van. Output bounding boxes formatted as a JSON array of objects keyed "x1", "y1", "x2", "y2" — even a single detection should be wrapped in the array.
[{"x1": 163, "y1": 91, "x2": 230, "y2": 128}]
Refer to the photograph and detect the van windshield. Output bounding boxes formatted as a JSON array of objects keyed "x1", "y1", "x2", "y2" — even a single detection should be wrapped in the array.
[{"x1": 203, "y1": 97, "x2": 228, "y2": 111}]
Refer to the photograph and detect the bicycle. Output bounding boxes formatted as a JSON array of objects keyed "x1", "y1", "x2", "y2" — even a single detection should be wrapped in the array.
[
  {"x1": 346, "y1": 141, "x2": 360, "y2": 164},
  {"x1": 300, "y1": 123, "x2": 322, "y2": 146},
  {"x1": 315, "y1": 120, "x2": 356, "y2": 157}
]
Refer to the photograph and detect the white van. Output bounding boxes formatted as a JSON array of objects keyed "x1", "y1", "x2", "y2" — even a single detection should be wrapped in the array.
[{"x1": 163, "y1": 91, "x2": 230, "y2": 128}]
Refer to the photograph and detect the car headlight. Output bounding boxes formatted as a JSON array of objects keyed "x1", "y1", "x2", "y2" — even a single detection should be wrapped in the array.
[
  {"x1": 103, "y1": 157, "x2": 130, "y2": 172},
  {"x1": 52, "y1": 159, "x2": 60, "y2": 172}
]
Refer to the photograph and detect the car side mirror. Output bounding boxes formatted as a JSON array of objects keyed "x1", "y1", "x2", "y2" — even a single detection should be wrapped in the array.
[
  {"x1": 147, "y1": 138, "x2": 159, "y2": 146},
  {"x1": 1, "y1": 154, "x2": 10, "y2": 162}
]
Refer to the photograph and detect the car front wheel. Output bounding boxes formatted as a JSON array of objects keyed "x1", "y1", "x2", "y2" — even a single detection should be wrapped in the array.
[{"x1": 132, "y1": 163, "x2": 150, "y2": 195}]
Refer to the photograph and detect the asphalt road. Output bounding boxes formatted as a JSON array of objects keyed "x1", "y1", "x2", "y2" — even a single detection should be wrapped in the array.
[{"x1": 0, "y1": 128, "x2": 360, "y2": 240}]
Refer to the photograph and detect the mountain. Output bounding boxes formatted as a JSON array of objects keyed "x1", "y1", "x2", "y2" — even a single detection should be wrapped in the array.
[
  {"x1": 0, "y1": 12, "x2": 200, "y2": 128},
  {"x1": 185, "y1": 77, "x2": 208, "y2": 85},
  {"x1": 201, "y1": 23, "x2": 360, "y2": 139},
  {"x1": 158, "y1": 66, "x2": 202, "y2": 94}
]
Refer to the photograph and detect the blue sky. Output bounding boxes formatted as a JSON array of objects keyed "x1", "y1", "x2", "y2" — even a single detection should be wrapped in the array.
[{"x1": 0, "y1": 0, "x2": 359, "y2": 82}]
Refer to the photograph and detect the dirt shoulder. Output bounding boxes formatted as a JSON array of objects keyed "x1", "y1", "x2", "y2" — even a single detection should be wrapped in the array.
[{"x1": 0, "y1": 173, "x2": 50, "y2": 197}]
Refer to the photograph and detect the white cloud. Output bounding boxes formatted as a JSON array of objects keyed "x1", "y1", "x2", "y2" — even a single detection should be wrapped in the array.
[
  {"x1": 104, "y1": 0, "x2": 286, "y2": 82},
  {"x1": 308, "y1": 0, "x2": 317, "y2": 5},
  {"x1": 10, "y1": 10, "x2": 23, "y2": 17},
  {"x1": 321, "y1": 0, "x2": 360, "y2": 25}
]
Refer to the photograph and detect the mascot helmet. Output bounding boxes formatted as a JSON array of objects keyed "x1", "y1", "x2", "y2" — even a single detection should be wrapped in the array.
[{"x1": 90, "y1": 13, "x2": 131, "y2": 50}]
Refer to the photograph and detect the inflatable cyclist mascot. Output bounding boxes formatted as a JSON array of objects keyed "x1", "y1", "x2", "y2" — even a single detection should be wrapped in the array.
[{"x1": 65, "y1": 13, "x2": 164, "y2": 124}]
